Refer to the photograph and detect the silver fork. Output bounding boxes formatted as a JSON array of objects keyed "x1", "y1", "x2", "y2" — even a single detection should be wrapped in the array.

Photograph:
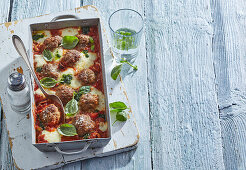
[{"x1": 12, "y1": 35, "x2": 65, "y2": 123}]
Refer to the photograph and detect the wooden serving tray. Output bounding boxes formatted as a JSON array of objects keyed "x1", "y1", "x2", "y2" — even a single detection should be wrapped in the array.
[{"x1": 0, "y1": 6, "x2": 139, "y2": 170}]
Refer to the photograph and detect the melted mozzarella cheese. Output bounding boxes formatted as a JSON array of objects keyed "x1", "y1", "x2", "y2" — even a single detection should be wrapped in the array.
[
  {"x1": 61, "y1": 28, "x2": 79, "y2": 36},
  {"x1": 75, "y1": 52, "x2": 97, "y2": 71},
  {"x1": 33, "y1": 30, "x2": 51, "y2": 43},
  {"x1": 99, "y1": 122, "x2": 108, "y2": 132},
  {"x1": 34, "y1": 55, "x2": 46, "y2": 67},
  {"x1": 35, "y1": 88, "x2": 55, "y2": 96},
  {"x1": 42, "y1": 130, "x2": 61, "y2": 143},
  {"x1": 90, "y1": 87, "x2": 105, "y2": 111},
  {"x1": 59, "y1": 68, "x2": 81, "y2": 89}
]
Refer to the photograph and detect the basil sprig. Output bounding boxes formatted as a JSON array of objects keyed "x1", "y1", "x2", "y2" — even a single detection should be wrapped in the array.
[
  {"x1": 57, "y1": 123, "x2": 78, "y2": 136},
  {"x1": 43, "y1": 49, "x2": 54, "y2": 61},
  {"x1": 74, "y1": 86, "x2": 91, "y2": 101},
  {"x1": 40, "y1": 77, "x2": 58, "y2": 88},
  {"x1": 65, "y1": 93, "x2": 78, "y2": 117},
  {"x1": 110, "y1": 101, "x2": 128, "y2": 125},
  {"x1": 62, "y1": 36, "x2": 79, "y2": 49}
]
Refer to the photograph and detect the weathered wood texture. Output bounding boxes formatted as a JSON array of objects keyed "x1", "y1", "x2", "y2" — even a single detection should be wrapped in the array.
[
  {"x1": 144, "y1": 0, "x2": 226, "y2": 169},
  {"x1": 211, "y1": 0, "x2": 246, "y2": 169}
]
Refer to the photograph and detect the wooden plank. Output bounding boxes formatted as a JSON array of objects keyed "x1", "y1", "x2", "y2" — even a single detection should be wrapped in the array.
[
  {"x1": 81, "y1": 1, "x2": 152, "y2": 170},
  {"x1": 145, "y1": 0, "x2": 225, "y2": 169},
  {"x1": 211, "y1": 0, "x2": 246, "y2": 169},
  {"x1": 0, "y1": 0, "x2": 11, "y2": 23}
]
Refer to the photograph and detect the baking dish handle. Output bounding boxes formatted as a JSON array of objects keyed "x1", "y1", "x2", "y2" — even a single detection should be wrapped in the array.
[
  {"x1": 51, "y1": 15, "x2": 79, "y2": 22},
  {"x1": 54, "y1": 141, "x2": 92, "y2": 155}
]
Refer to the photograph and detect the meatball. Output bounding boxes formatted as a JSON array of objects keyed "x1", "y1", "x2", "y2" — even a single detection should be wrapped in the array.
[
  {"x1": 76, "y1": 34, "x2": 90, "y2": 45},
  {"x1": 41, "y1": 63, "x2": 59, "y2": 79},
  {"x1": 39, "y1": 104, "x2": 60, "y2": 125},
  {"x1": 43, "y1": 36, "x2": 62, "y2": 50},
  {"x1": 59, "y1": 50, "x2": 80, "y2": 68},
  {"x1": 79, "y1": 93, "x2": 99, "y2": 111},
  {"x1": 76, "y1": 69, "x2": 96, "y2": 85},
  {"x1": 72, "y1": 114, "x2": 95, "y2": 136},
  {"x1": 55, "y1": 85, "x2": 74, "y2": 105}
]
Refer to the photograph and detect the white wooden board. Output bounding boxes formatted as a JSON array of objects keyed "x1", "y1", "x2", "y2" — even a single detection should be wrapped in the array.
[{"x1": 0, "y1": 6, "x2": 139, "y2": 170}]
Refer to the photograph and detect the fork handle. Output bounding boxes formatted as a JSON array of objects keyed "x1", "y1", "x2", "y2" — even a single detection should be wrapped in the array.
[{"x1": 12, "y1": 35, "x2": 48, "y2": 96}]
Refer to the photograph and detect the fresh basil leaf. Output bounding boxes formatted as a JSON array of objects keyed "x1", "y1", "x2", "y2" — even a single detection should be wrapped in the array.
[
  {"x1": 109, "y1": 101, "x2": 127, "y2": 110},
  {"x1": 111, "y1": 64, "x2": 122, "y2": 80},
  {"x1": 82, "y1": 50, "x2": 89, "y2": 58},
  {"x1": 55, "y1": 53, "x2": 61, "y2": 60},
  {"x1": 32, "y1": 34, "x2": 44, "y2": 41},
  {"x1": 65, "y1": 95, "x2": 78, "y2": 116},
  {"x1": 42, "y1": 49, "x2": 54, "y2": 61},
  {"x1": 116, "y1": 111, "x2": 127, "y2": 121},
  {"x1": 83, "y1": 133, "x2": 90, "y2": 139},
  {"x1": 89, "y1": 37, "x2": 94, "y2": 44},
  {"x1": 36, "y1": 67, "x2": 42, "y2": 73},
  {"x1": 82, "y1": 27, "x2": 90, "y2": 34},
  {"x1": 57, "y1": 124, "x2": 78, "y2": 136},
  {"x1": 40, "y1": 77, "x2": 57, "y2": 88},
  {"x1": 60, "y1": 74, "x2": 73, "y2": 85},
  {"x1": 74, "y1": 86, "x2": 91, "y2": 101},
  {"x1": 62, "y1": 36, "x2": 79, "y2": 49},
  {"x1": 91, "y1": 44, "x2": 95, "y2": 51}
]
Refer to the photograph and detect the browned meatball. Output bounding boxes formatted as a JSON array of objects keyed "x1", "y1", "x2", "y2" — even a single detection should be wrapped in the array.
[
  {"x1": 76, "y1": 34, "x2": 90, "y2": 44},
  {"x1": 79, "y1": 93, "x2": 99, "y2": 111},
  {"x1": 43, "y1": 36, "x2": 62, "y2": 50},
  {"x1": 40, "y1": 63, "x2": 59, "y2": 79},
  {"x1": 39, "y1": 104, "x2": 61, "y2": 125},
  {"x1": 72, "y1": 114, "x2": 95, "y2": 136},
  {"x1": 55, "y1": 85, "x2": 74, "y2": 105},
  {"x1": 59, "y1": 50, "x2": 80, "y2": 68},
  {"x1": 76, "y1": 69, "x2": 96, "y2": 85}
]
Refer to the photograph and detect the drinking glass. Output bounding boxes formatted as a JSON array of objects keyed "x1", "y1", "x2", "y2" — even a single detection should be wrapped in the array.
[{"x1": 109, "y1": 9, "x2": 143, "y2": 61}]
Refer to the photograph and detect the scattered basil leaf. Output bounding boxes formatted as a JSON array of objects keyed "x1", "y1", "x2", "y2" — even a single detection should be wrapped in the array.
[
  {"x1": 42, "y1": 49, "x2": 54, "y2": 61},
  {"x1": 82, "y1": 50, "x2": 89, "y2": 58},
  {"x1": 62, "y1": 36, "x2": 79, "y2": 49},
  {"x1": 109, "y1": 101, "x2": 127, "y2": 110},
  {"x1": 36, "y1": 67, "x2": 42, "y2": 73},
  {"x1": 65, "y1": 93, "x2": 78, "y2": 116},
  {"x1": 82, "y1": 27, "x2": 90, "y2": 34},
  {"x1": 91, "y1": 44, "x2": 95, "y2": 51},
  {"x1": 57, "y1": 123, "x2": 78, "y2": 136},
  {"x1": 32, "y1": 34, "x2": 44, "y2": 41},
  {"x1": 83, "y1": 133, "x2": 90, "y2": 139},
  {"x1": 60, "y1": 74, "x2": 73, "y2": 85},
  {"x1": 55, "y1": 53, "x2": 61, "y2": 60},
  {"x1": 74, "y1": 86, "x2": 91, "y2": 101},
  {"x1": 40, "y1": 77, "x2": 57, "y2": 88},
  {"x1": 89, "y1": 37, "x2": 94, "y2": 44},
  {"x1": 113, "y1": 111, "x2": 128, "y2": 125},
  {"x1": 111, "y1": 64, "x2": 122, "y2": 80},
  {"x1": 120, "y1": 58, "x2": 138, "y2": 70}
]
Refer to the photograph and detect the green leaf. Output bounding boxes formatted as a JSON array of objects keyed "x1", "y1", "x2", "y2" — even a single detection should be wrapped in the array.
[
  {"x1": 36, "y1": 67, "x2": 42, "y2": 73},
  {"x1": 116, "y1": 111, "x2": 127, "y2": 121},
  {"x1": 82, "y1": 27, "x2": 90, "y2": 34},
  {"x1": 83, "y1": 133, "x2": 90, "y2": 139},
  {"x1": 40, "y1": 77, "x2": 57, "y2": 88},
  {"x1": 82, "y1": 50, "x2": 89, "y2": 58},
  {"x1": 42, "y1": 49, "x2": 54, "y2": 61},
  {"x1": 89, "y1": 37, "x2": 94, "y2": 43},
  {"x1": 120, "y1": 59, "x2": 138, "y2": 70},
  {"x1": 111, "y1": 64, "x2": 122, "y2": 80},
  {"x1": 60, "y1": 74, "x2": 73, "y2": 85},
  {"x1": 55, "y1": 53, "x2": 62, "y2": 60},
  {"x1": 57, "y1": 124, "x2": 78, "y2": 136},
  {"x1": 62, "y1": 36, "x2": 79, "y2": 49},
  {"x1": 65, "y1": 93, "x2": 78, "y2": 115},
  {"x1": 74, "y1": 86, "x2": 91, "y2": 101},
  {"x1": 109, "y1": 101, "x2": 127, "y2": 110},
  {"x1": 98, "y1": 113, "x2": 106, "y2": 119},
  {"x1": 32, "y1": 34, "x2": 44, "y2": 41},
  {"x1": 91, "y1": 44, "x2": 95, "y2": 51}
]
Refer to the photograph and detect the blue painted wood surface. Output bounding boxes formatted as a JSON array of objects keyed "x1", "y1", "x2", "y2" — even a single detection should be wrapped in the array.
[{"x1": 1, "y1": 0, "x2": 246, "y2": 169}]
